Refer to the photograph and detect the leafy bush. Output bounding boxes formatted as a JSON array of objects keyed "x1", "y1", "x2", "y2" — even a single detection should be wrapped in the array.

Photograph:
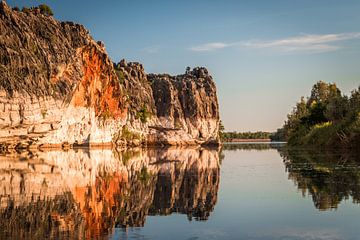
[
  {"x1": 39, "y1": 4, "x2": 53, "y2": 16},
  {"x1": 136, "y1": 105, "x2": 151, "y2": 123},
  {"x1": 115, "y1": 69, "x2": 125, "y2": 84}
]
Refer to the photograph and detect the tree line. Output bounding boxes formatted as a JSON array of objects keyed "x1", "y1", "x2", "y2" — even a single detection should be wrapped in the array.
[{"x1": 219, "y1": 122, "x2": 272, "y2": 141}]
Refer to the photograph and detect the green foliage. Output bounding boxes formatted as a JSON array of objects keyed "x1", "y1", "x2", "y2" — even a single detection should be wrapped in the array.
[
  {"x1": 301, "y1": 122, "x2": 338, "y2": 146},
  {"x1": 136, "y1": 105, "x2": 151, "y2": 123},
  {"x1": 38, "y1": 4, "x2": 53, "y2": 16},
  {"x1": 120, "y1": 127, "x2": 140, "y2": 141},
  {"x1": 114, "y1": 64, "x2": 126, "y2": 84},
  {"x1": 278, "y1": 81, "x2": 360, "y2": 148},
  {"x1": 115, "y1": 69, "x2": 125, "y2": 84},
  {"x1": 221, "y1": 131, "x2": 272, "y2": 141},
  {"x1": 138, "y1": 166, "x2": 151, "y2": 183},
  {"x1": 20, "y1": 4, "x2": 54, "y2": 16},
  {"x1": 270, "y1": 128, "x2": 285, "y2": 141}
]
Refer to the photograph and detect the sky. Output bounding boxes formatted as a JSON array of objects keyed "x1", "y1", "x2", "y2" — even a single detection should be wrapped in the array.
[{"x1": 6, "y1": 0, "x2": 360, "y2": 132}]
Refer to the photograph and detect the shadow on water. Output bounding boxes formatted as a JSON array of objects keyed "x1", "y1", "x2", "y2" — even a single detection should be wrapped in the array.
[
  {"x1": 278, "y1": 147, "x2": 360, "y2": 211},
  {"x1": 0, "y1": 147, "x2": 220, "y2": 239}
]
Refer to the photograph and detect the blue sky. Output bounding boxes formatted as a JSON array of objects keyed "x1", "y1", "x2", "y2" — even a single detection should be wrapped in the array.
[{"x1": 7, "y1": 0, "x2": 360, "y2": 131}]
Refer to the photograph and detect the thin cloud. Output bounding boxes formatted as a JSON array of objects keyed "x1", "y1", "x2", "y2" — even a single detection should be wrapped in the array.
[
  {"x1": 141, "y1": 45, "x2": 160, "y2": 54},
  {"x1": 190, "y1": 42, "x2": 230, "y2": 52},
  {"x1": 243, "y1": 33, "x2": 360, "y2": 53},
  {"x1": 190, "y1": 32, "x2": 360, "y2": 53}
]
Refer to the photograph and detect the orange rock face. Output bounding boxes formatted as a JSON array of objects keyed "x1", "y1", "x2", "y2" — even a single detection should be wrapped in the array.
[{"x1": 72, "y1": 45, "x2": 127, "y2": 120}]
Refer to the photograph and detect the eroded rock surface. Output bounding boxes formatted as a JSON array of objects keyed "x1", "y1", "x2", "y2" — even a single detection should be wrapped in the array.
[{"x1": 0, "y1": 1, "x2": 220, "y2": 148}]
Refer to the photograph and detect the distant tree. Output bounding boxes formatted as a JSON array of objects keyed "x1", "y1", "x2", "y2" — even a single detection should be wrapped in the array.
[
  {"x1": 185, "y1": 66, "x2": 191, "y2": 74},
  {"x1": 270, "y1": 128, "x2": 285, "y2": 141},
  {"x1": 12, "y1": 6, "x2": 20, "y2": 11},
  {"x1": 39, "y1": 4, "x2": 53, "y2": 16}
]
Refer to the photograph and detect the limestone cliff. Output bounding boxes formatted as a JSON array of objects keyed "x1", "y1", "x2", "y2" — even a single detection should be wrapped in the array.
[{"x1": 0, "y1": 1, "x2": 220, "y2": 148}]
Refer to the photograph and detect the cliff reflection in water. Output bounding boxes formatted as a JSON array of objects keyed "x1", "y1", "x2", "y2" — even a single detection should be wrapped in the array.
[
  {"x1": 280, "y1": 148, "x2": 360, "y2": 211},
  {"x1": 0, "y1": 147, "x2": 220, "y2": 239}
]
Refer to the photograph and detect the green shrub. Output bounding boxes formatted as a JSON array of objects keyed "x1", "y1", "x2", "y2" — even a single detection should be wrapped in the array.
[
  {"x1": 302, "y1": 122, "x2": 338, "y2": 146},
  {"x1": 39, "y1": 4, "x2": 53, "y2": 16},
  {"x1": 115, "y1": 69, "x2": 125, "y2": 84},
  {"x1": 138, "y1": 166, "x2": 151, "y2": 183},
  {"x1": 136, "y1": 105, "x2": 151, "y2": 123},
  {"x1": 122, "y1": 127, "x2": 140, "y2": 140}
]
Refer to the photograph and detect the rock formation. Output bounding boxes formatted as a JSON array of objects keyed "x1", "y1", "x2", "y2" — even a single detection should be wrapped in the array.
[{"x1": 0, "y1": 1, "x2": 220, "y2": 148}]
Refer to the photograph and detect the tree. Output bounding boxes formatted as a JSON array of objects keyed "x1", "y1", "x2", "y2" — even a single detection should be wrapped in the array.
[
  {"x1": 279, "y1": 81, "x2": 360, "y2": 148},
  {"x1": 39, "y1": 4, "x2": 53, "y2": 16},
  {"x1": 309, "y1": 81, "x2": 341, "y2": 104},
  {"x1": 325, "y1": 95, "x2": 349, "y2": 122},
  {"x1": 349, "y1": 87, "x2": 360, "y2": 119}
]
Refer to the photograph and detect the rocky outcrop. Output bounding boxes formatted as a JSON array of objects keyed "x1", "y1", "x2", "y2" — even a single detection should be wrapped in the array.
[
  {"x1": 0, "y1": 147, "x2": 220, "y2": 238},
  {"x1": 0, "y1": 1, "x2": 220, "y2": 148}
]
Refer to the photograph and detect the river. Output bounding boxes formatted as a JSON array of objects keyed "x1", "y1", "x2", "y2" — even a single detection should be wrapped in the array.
[{"x1": 0, "y1": 143, "x2": 359, "y2": 239}]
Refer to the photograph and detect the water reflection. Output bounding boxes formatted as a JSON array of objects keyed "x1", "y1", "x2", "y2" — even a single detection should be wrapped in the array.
[
  {"x1": 0, "y1": 147, "x2": 220, "y2": 239},
  {"x1": 280, "y1": 147, "x2": 360, "y2": 211},
  {"x1": 221, "y1": 142, "x2": 284, "y2": 151}
]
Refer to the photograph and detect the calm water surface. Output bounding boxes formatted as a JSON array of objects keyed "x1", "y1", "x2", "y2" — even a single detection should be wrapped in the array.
[{"x1": 1, "y1": 144, "x2": 360, "y2": 239}]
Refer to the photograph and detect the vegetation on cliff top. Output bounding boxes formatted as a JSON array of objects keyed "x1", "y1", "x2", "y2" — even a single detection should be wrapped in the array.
[
  {"x1": 15, "y1": 4, "x2": 54, "y2": 16},
  {"x1": 273, "y1": 81, "x2": 360, "y2": 149}
]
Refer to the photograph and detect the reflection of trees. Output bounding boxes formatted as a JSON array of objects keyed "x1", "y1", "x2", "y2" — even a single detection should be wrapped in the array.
[
  {"x1": 221, "y1": 143, "x2": 284, "y2": 151},
  {"x1": 0, "y1": 147, "x2": 220, "y2": 239},
  {"x1": 279, "y1": 147, "x2": 360, "y2": 210}
]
